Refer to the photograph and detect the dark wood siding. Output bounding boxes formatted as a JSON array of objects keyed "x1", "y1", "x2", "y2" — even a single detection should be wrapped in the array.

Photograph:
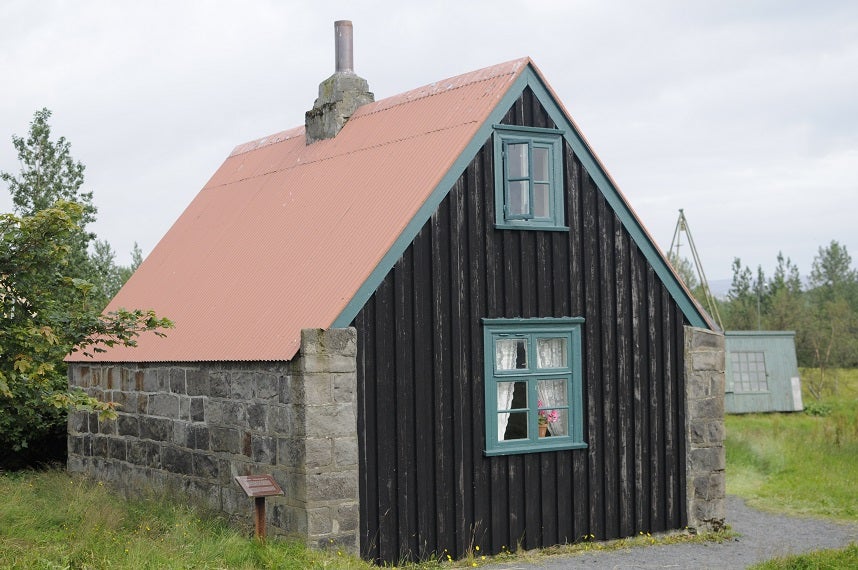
[{"x1": 353, "y1": 87, "x2": 688, "y2": 564}]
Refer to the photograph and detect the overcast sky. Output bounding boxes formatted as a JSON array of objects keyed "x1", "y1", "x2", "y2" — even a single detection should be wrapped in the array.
[{"x1": 2, "y1": 0, "x2": 856, "y2": 284}]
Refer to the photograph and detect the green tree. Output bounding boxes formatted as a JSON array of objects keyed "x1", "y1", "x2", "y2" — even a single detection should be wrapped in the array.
[
  {"x1": 667, "y1": 251, "x2": 699, "y2": 290},
  {"x1": 724, "y1": 258, "x2": 758, "y2": 329},
  {"x1": 0, "y1": 202, "x2": 171, "y2": 459},
  {"x1": 0, "y1": 108, "x2": 128, "y2": 310},
  {"x1": 764, "y1": 252, "x2": 804, "y2": 331}
]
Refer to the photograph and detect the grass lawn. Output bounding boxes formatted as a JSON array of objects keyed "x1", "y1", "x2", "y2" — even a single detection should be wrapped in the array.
[
  {"x1": 725, "y1": 368, "x2": 858, "y2": 521},
  {"x1": 730, "y1": 368, "x2": 858, "y2": 570},
  {"x1": 0, "y1": 469, "x2": 372, "y2": 569}
]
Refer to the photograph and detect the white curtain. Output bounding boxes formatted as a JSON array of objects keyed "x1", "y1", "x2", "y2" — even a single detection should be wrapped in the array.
[
  {"x1": 495, "y1": 340, "x2": 517, "y2": 440},
  {"x1": 537, "y1": 337, "x2": 566, "y2": 368}
]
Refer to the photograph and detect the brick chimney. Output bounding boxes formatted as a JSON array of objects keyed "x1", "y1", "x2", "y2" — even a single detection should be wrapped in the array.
[{"x1": 305, "y1": 20, "x2": 374, "y2": 144}]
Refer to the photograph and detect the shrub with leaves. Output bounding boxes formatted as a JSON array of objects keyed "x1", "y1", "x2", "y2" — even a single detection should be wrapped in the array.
[{"x1": 0, "y1": 201, "x2": 171, "y2": 459}]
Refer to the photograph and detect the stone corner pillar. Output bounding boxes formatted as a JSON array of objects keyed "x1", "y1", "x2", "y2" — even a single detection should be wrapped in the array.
[
  {"x1": 684, "y1": 326, "x2": 726, "y2": 532},
  {"x1": 284, "y1": 327, "x2": 359, "y2": 553}
]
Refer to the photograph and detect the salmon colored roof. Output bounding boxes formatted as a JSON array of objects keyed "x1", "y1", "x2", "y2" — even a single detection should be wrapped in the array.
[{"x1": 72, "y1": 58, "x2": 532, "y2": 362}]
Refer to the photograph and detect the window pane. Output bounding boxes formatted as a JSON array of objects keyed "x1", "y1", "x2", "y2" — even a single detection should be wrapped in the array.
[
  {"x1": 497, "y1": 381, "x2": 526, "y2": 410},
  {"x1": 507, "y1": 181, "x2": 529, "y2": 216},
  {"x1": 502, "y1": 411, "x2": 528, "y2": 440},
  {"x1": 533, "y1": 184, "x2": 550, "y2": 218},
  {"x1": 536, "y1": 337, "x2": 567, "y2": 368},
  {"x1": 537, "y1": 379, "x2": 567, "y2": 407},
  {"x1": 507, "y1": 143, "x2": 528, "y2": 178},
  {"x1": 543, "y1": 409, "x2": 568, "y2": 437},
  {"x1": 532, "y1": 147, "x2": 549, "y2": 181},
  {"x1": 496, "y1": 338, "x2": 527, "y2": 370}
]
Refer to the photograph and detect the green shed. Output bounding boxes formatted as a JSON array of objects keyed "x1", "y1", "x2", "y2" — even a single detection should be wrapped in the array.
[{"x1": 725, "y1": 331, "x2": 803, "y2": 414}]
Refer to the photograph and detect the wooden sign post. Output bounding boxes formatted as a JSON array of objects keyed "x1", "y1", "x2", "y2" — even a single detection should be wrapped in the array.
[{"x1": 234, "y1": 474, "x2": 284, "y2": 541}]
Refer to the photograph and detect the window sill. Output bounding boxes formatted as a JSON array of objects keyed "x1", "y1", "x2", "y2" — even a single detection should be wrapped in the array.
[
  {"x1": 494, "y1": 223, "x2": 569, "y2": 232},
  {"x1": 484, "y1": 440, "x2": 588, "y2": 456}
]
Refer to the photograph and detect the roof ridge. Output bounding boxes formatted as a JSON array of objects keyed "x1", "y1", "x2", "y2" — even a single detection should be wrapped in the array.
[{"x1": 228, "y1": 58, "x2": 529, "y2": 158}]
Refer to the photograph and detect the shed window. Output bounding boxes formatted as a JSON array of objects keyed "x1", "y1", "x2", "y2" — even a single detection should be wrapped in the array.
[
  {"x1": 729, "y1": 351, "x2": 769, "y2": 393},
  {"x1": 483, "y1": 318, "x2": 586, "y2": 455},
  {"x1": 493, "y1": 125, "x2": 566, "y2": 231}
]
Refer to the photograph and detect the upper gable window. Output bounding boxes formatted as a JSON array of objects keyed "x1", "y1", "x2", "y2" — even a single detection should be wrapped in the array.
[{"x1": 493, "y1": 125, "x2": 567, "y2": 231}]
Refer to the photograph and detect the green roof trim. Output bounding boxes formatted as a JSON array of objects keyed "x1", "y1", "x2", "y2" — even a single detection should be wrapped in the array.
[{"x1": 334, "y1": 63, "x2": 710, "y2": 330}]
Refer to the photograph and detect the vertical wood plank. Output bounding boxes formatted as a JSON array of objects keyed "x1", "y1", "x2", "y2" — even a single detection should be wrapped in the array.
[
  {"x1": 394, "y1": 249, "x2": 418, "y2": 559},
  {"x1": 615, "y1": 217, "x2": 635, "y2": 537}
]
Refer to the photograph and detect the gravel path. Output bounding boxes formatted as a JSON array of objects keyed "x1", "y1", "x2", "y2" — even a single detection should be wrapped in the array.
[{"x1": 484, "y1": 495, "x2": 858, "y2": 569}]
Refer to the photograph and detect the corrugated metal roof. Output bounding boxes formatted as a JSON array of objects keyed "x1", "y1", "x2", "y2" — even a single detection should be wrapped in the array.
[{"x1": 71, "y1": 59, "x2": 529, "y2": 362}]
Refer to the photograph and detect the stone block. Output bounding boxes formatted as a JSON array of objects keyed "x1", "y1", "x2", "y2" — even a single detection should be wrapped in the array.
[
  {"x1": 278, "y1": 375, "x2": 293, "y2": 405},
  {"x1": 179, "y1": 396, "x2": 190, "y2": 421},
  {"x1": 277, "y1": 438, "x2": 304, "y2": 469},
  {"x1": 251, "y1": 435, "x2": 276, "y2": 464},
  {"x1": 692, "y1": 351, "x2": 724, "y2": 373},
  {"x1": 105, "y1": 368, "x2": 116, "y2": 390},
  {"x1": 222, "y1": 486, "x2": 252, "y2": 517},
  {"x1": 205, "y1": 400, "x2": 227, "y2": 426},
  {"x1": 172, "y1": 421, "x2": 192, "y2": 447},
  {"x1": 209, "y1": 373, "x2": 230, "y2": 398},
  {"x1": 192, "y1": 452, "x2": 220, "y2": 480},
  {"x1": 332, "y1": 372, "x2": 356, "y2": 403},
  {"x1": 162, "y1": 446, "x2": 194, "y2": 475},
  {"x1": 306, "y1": 404, "x2": 355, "y2": 438},
  {"x1": 117, "y1": 414, "x2": 139, "y2": 437},
  {"x1": 308, "y1": 507, "x2": 333, "y2": 534},
  {"x1": 69, "y1": 411, "x2": 89, "y2": 434},
  {"x1": 314, "y1": 533, "x2": 357, "y2": 552},
  {"x1": 300, "y1": 328, "x2": 357, "y2": 356},
  {"x1": 142, "y1": 368, "x2": 169, "y2": 392},
  {"x1": 222, "y1": 401, "x2": 248, "y2": 427},
  {"x1": 690, "y1": 447, "x2": 725, "y2": 473},
  {"x1": 98, "y1": 415, "x2": 118, "y2": 436},
  {"x1": 301, "y1": 355, "x2": 355, "y2": 374},
  {"x1": 306, "y1": 438, "x2": 332, "y2": 469},
  {"x1": 190, "y1": 397, "x2": 205, "y2": 422},
  {"x1": 210, "y1": 427, "x2": 242, "y2": 454},
  {"x1": 691, "y1": 329, "x2": 724, "y2": 350},
  {"x1": 150, "y1": 393, "x2": 180, "y2": 418},
  {"x1": 306, "y1": 471, "x2": 357, "y2": 502},
  {"x1": 271, "y1": 405, "x2": 298, "y2": 437},
  {"x1": 247, "y1": 403, "x2": 268, "y2": 431},
  {"x1": 186, "y1": 369, "x2": 209, "y2": 396},
  {"x1": 230, "y1": 372, "x2": 254, "y2": 400},
  {"x1": 169, "y1": 369, "x2": 186, "y2": 394},
  {"x1": 254, "y1": 374, "x2": 279, "y2": 401},
  {"x1": 690, "y1": 419, "x2": 724, "y2": 445},
  {"x1": 304, "y1": 374, "x2": 333, "y2": 405},
  {"x1": 92, "y1": 436, "x2": 108, "y2": 457},
  {"x1": 336, "y1": 502, "x2": 359, "y2": 532},
  {"x1": 334, "y1": 437, "x2": 358, "y2": 467},
  {"x1": 690, "y1": 396, "x2": 724, "y2": 420},
  {"x1": 128, "y1": 440, "x2": 161, "y2": 468},
  {"x1": 120, "y1": 368, "x2": 135, "y2": 391},
  {"x1": 108, "y1": 438, "x2": 127, "y2": 461},
  {"x1": 190, "y1": 424, "x2": 210, "y2": 450},
  {"x1": 139, "y1": 416, "x2": 173, "y2": 442},
  {"x1": 272, "y1": 503, "x2": 308, "y2": 535}
]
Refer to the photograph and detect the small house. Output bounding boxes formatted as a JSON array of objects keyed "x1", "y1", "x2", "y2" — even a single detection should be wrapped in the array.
[
  {"x1": 67, "y1": 21, "x2": 726, "y2": 564},
  {"x1": 725, "y1": 331, "x2": 803, "y2": 414}
]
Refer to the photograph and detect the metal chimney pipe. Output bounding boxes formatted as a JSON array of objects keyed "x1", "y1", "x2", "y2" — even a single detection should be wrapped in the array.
[{"x1": 334, "y1": 20, "x2": 354, "y2": 73}]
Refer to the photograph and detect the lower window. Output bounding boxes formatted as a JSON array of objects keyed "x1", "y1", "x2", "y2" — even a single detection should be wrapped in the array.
[{"x1": 483, "y1": 318, "x2": 586, "y2": 455}]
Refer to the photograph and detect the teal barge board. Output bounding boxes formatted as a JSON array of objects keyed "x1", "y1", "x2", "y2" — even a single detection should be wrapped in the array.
[{"x1": 725, "y1": 331, "x2": 803, "y2": 414}]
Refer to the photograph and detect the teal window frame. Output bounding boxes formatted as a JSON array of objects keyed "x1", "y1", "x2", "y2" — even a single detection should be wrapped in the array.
[
  {"x1": 727, "y1": 351, "x2": 770, "y2": 394},
  {"x1": 493, "y1": 125, "x2": 567, "y2": 231},
  {"x1": 483, "y1": 317, "x2": 586, "y2": 456}
]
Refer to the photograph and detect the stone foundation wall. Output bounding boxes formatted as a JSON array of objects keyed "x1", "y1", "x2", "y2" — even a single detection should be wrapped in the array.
[
  {"x1": 683, "y1": 326, "x2": 726, "y2": 532},
  {"x1": 67, "y1": 328, "x2": 359, "y2": 551}
]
